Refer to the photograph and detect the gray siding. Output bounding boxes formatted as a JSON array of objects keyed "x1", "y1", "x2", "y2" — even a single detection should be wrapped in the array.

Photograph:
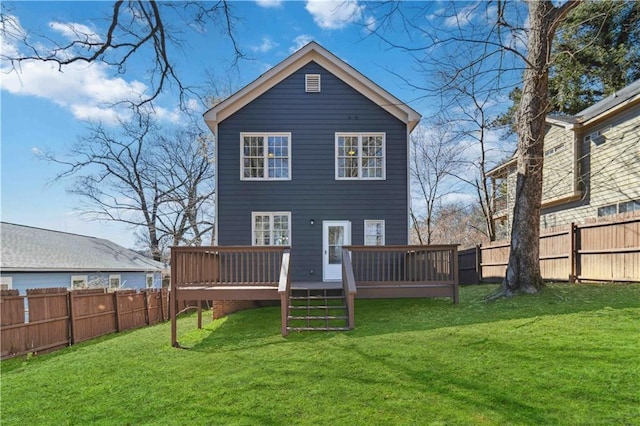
[{"x1": 217, "y1": 61, "x2": 409, "y2": 281}]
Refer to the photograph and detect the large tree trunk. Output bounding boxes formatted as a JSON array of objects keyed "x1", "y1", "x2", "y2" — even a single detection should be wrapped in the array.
[{"x1": 492, "y1": 0, "x2": 581, "y2": 298}]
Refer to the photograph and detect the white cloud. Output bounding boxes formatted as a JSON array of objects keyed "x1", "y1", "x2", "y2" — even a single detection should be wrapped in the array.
[
  {"x1": 305, "y1": 0, "x2": 364, "y2": 30},
  {"x1": 0, "y1": 16, "x2": 153, "y2": 125},
  {"x1": 443, "y1": 4, "x2": 479, "y2": 28},
  {"x1": 364, "y1": 16, "x2": 376, "y2": 33},
  {"x1": 49, "y1": 21, "x2": 102, "y2": 44},
  {"x1": 255, "y1": 0, "x2": 282, "y2": 8},
  {"x1": 250, "y1": 36, "x2": 278, "y2": 53},
  {"x1": 289, "y1": 35, "x2": 314, "y2": 53}
]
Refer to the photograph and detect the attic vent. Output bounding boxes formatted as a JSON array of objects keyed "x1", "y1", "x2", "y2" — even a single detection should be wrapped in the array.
[{"x1": 305, "y1": 74, "x2": 321, "y2": 92}]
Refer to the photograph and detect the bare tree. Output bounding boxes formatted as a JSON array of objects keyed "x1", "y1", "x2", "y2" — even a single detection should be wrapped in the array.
[
  {"x1": 44, "y1": 112, "x2": 215, "y2": 260},
  {"x1": 1, "y1": 1, "x2": 242, "y2": 110},
  {"x1": 410, "y1": 121, "x2": 463, "y2": 244},
  {"x1": 370, "y1": 0, "x2": 581, "y2": 297}
]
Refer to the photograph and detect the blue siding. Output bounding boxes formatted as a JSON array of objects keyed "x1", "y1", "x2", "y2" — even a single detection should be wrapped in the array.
[
  {"x1": 0, "y1": 271, "x2": 159, "y2": 294},
  {"x1": 217, "y1": 61, "x2": 409, "y2": 281}
]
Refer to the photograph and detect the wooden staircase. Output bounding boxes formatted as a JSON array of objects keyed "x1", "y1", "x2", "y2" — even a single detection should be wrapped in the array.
[{"x1": 287, "y1": 288, "x2": 350, "y2": 332}]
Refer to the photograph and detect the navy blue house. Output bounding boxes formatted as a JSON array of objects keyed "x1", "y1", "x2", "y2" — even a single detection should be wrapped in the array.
[{"x1": 204, "y1": 42, "x2": 421, "y2": 282}]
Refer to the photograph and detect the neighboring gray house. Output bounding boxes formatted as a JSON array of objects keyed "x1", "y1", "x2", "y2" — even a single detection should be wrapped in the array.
[
  {"x1": 0, "y1": 222, "x2": 164, "y2": 294},
  {"x1": 204, "y1": 42, "x2": 421, "y2": 282}
]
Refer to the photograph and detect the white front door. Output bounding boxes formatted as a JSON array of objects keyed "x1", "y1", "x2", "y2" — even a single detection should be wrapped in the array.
[{"x1": 322, "y1": 221, "x2": 351, "y2": 281}]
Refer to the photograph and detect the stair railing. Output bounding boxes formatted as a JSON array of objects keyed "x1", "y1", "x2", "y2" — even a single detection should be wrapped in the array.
[
  {"x1": 278, "y1": 250, "x2": 292, "y2": 336},
  {"x1": 341, "y1": 248, "x2": 357, "y2": 329}
]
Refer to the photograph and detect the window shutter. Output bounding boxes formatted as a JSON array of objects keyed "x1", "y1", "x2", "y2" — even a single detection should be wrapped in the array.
[{"x1": 305, "y1": 74, "x2": 321, "y2": 92}]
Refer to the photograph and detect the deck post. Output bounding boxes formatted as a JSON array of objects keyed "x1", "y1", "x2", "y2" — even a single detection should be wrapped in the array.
[
  {"x1": 170, "y1": 248, "x2": 178, "y2": 348},
  {"x1": 452, "y1": 246, "x2": 460, "y2": 304},
  {"x1": 197, "y1": 303, "x2": 202, "y2": 329}
]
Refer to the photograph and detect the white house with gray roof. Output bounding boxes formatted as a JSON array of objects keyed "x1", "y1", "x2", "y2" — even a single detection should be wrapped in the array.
[
  {"x1": 488, "y1": 78, "x2": 640, "y2": 236},
  {"x1": 0, "y1": 222, "x2": 164, "y2": 293}
]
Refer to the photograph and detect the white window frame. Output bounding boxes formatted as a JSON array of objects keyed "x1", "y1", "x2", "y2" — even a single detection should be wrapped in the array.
[
  {"x1": 0, "y1": 276, "x2": 13, "y2": 290},
  {"x1": 146, "y1": 273, "x2": 154, "y2": 289},
  {"x1": 70, "y1": 275, "x2": 88, "y2": 290},
  {"x1": 364, "y1": 220, "x2": 385, "y2": 246},
  {"x1": 251, "y1": 212, "x2": 292, "y2": 246},
  {"x1": 335, "y1": 132, "x2": 386, "y2": 180},
  {"x1": 109, "y1": 274, "x2": 121, "y2": 290},
  {"x1": 240, "y1": 132, "x2": 292, "y2": 181},
  {"x1": 544, "y1": 143, "x2": 565, "y2": 157}
]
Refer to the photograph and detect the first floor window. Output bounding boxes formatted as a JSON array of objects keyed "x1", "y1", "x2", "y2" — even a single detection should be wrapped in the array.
[
  {"x1": 597, "y1": 204, "x2": 617, "y2": 217},
  {"x1": 241, "y1": 133, "x2": 291, "y2": 180},
  {"x1": 70, "y1": 275, "x2": 88, "y2": 290},
  {"x1": 252, "y1": 212, "x2": 291, "y2": 246},
  {"x1": 619, "y1": 199, "x2": 640, "y2": 214},
  {"x1": 0, "y1": 276, "x2": 13, "y2": 290},
  {"x1": 364, "y1": 220, "x2": 385, "y2": 246},
  {"x1": 146, "y1": 273, "x2": 154, "y2": 288},
  {"x1": 336, "y1": 133, "x2": 385, "y2": 179},
  {"x1": 109, "y1": 275, "x2": 121, "y2": 290}
]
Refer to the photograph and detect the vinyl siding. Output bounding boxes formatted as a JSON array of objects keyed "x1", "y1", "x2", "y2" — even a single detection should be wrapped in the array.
[
  {"x1": 541, "y1": 124, "x2": 577, "y2": 202},
  {"x1": 541, "y1": 105, "x2": 640, "y2": 227},
  {"x1": 217, "y1": 61, "x2": 409, "y2": 281},
  {"x1": 0, "y1": 271, "x2": 159, "y2": 294}
]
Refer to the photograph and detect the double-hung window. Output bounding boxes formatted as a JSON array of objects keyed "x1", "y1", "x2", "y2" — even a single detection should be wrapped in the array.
[
  {"x1": 336, "y1": 133, "x2": 385, "y2": 179},
  {"x1": 70, "y1": 275, "x2": 88, "y2": 290},
  {"x1": 241, "y1": 133, "x2": 291, "y2": 180},
  {"x1": 252, "y1": 212, "x2": 291, "y2": 246},
  {"x1": 109, "y1": 274, "x2": 121, "y2": 290},
  {"x1": 364, "y1": 220, "x2": 385, "y2": 246}
]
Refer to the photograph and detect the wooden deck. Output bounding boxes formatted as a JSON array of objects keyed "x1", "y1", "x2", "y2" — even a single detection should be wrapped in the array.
[{"x1": 170, "y1": 245, "x2": 459, "y2": 346}]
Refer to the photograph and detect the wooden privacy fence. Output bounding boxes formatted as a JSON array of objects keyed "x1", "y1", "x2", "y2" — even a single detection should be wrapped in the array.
[
  {"x1": 458, "y1": 216, "x2": 640, "y2": 284},
  {"x1": 0, "y1": 288, "x2": 170, "y2": 360}
]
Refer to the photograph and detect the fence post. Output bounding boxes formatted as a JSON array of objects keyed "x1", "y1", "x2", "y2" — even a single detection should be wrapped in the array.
[
  {"x1": 475, "y1": 244, "x2": 482, "y2": 284},
  {"x1": 569, "y1": 222, "x2": 576, "y2": 283},
  {"x1": 68, "y1": 291, "x2": 77, "y2": 344},
  {"x1": 143, "y1": 289, "x2": 150, "y2": 326},
  {"x1": 113, "y1": 291, "x2": 120, "y2": 332}
]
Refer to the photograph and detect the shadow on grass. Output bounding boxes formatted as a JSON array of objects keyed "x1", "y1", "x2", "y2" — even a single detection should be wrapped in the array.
[{"x1": 177, "y1": 283, "x2": 640, "y2": 351}]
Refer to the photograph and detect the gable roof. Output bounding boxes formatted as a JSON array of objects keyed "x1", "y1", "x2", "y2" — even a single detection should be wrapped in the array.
[
  {"x1": 547, "y1": 78, "x2": 640, "y2": 128},
  {"x1": 0, "y1": 222, "x2": 164, "y2": 272},
  {"x1": 204, "y1": 41, "x2": 421, "y2": 133}
]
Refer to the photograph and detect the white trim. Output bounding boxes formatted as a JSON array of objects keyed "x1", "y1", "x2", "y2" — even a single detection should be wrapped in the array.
[
  {"x1": 146, "y1": 273, "x2": 154, "y2": 289},
  {"x1": 0, "y1": 276, "x2": 13, "y2": 290},
  {"x1": 335, "y1": 132, "x2": 386, "y2": 180},
  {"x1": 108, "y1": 274, "x2": 121, "y2": 290},
  {"x1": 251, "y1": 212, "x2": 292, "y2": 246},
  {"x1": 406, "y1": 126, "x2": 411, "y2": 243},
  {"x1": 240, "y1": 132, "x2": 292, "y2": 181},
  {"x1": 364, "y1": 220, "x2": 385, "y2": 246},
  {"x1": 214, "y1": 122, "x2": 219, "y2": 245},
  {"x1": 70, "y1": 275, "x2": 88, "y2": 290},
  {"x1": 204, "y1": 42, "x2": 421, "y2": 136}
]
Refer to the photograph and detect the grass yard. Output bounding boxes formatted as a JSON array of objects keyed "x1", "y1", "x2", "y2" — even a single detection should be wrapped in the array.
[{"x1": 2, "y1": 283, "x2": 639, "y2": 425}]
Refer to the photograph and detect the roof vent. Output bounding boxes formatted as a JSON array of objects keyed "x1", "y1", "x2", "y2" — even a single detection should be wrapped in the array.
[{"x1": 305, "y1": 74, "x2": 321, "y2": 93}]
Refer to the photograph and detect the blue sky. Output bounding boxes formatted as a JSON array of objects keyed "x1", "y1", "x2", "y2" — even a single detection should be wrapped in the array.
[{"x1": 1, "y1": 1, "x2": 518, "y2": 248}]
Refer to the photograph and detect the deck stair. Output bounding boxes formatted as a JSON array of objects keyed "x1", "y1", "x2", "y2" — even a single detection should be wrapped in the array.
[{"x1": 287, "y1": 288, "x2": 349, "y2": 332}]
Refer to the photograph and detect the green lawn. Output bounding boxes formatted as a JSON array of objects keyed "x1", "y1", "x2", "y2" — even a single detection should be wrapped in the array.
[{"x1": 2, "y1": 283, "x2": 639, "y2": 425}]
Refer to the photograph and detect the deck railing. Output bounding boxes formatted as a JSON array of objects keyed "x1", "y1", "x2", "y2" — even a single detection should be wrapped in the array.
[
  {"x1": 172, "y1": 246, "x2": 290, "y2": 287},
  {"x1": 345, "y1": 245, "x2": 459, "y2": 303}
]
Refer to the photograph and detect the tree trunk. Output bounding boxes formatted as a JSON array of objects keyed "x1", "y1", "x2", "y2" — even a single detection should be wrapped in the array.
[{"x1": 492, "y1": 0, "x2": 581, "y2": 298}]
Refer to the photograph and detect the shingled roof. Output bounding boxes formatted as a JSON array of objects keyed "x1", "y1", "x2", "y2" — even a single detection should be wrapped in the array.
[{"x1": 0, "y1": 222, "x2": 164, "y2": 272}]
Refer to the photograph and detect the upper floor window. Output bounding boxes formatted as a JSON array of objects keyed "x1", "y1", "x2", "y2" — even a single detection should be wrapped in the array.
[
  {"x1": 364, "y1": 220, "x2": 385, "y2": 246},
  {"x1": 544, "y1": 143, "x2": 565, "y2": 157},
  {"x1": 241, "y1": 133, "x2": 291, "y2": 180},
  {"x1": 335, "y1": 133, "x2": 385, "y2": 180},
  {"x1": 252, "y1": 212, "x2": 291, "y2": 246}
]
